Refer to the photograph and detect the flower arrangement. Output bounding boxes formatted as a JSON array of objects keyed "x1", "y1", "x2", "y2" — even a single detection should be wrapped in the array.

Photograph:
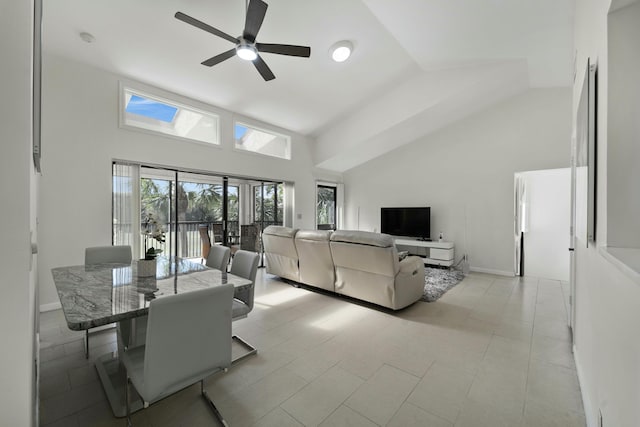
[{"x1": 142, "y1": 213, "x2": 166, "y2": 259}]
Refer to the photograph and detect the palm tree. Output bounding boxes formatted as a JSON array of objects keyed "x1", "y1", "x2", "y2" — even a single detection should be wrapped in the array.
[
  {"x1": 254, "y1": 183, "x2": 283, "y2": 226},
  {"x1": 141, "y1": 178, "x2": 169, "y2": 224},
  {"x1": 194, "y1": 183, "x2": 223, "y2": 221}
]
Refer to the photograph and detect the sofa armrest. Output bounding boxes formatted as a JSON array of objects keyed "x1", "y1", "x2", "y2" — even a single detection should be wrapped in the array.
[
  {"x1": 399, "y1": 256, "x2": 423, "y2": 276},
  {"x1": 393, "y1": 256, "x2": 425, "y2": 310}
]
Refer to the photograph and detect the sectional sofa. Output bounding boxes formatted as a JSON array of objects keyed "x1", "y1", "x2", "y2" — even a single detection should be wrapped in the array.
[{"x1": 262, "y1": 226, "x2": 425, "y2": 310}]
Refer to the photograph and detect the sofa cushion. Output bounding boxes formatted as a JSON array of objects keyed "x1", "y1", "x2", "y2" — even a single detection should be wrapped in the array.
[
  {"x1": 296, "y1": 230, "x2": 332, "y2": 242},
  {"x1": 262, "y1": 226, "x2": 300, "y2": 281},
  {"x1": 295, "y1": 230, "x2": 334, "y2": 291},
  {"x1": 263, "y1": 225, "x2": 298, "y2": 239},
  {"x1": 330, "y1": 230, "x2": 394, "y2": 248}
]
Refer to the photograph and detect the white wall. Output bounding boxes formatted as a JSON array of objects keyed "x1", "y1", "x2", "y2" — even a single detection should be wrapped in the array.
[
  {"x1": 343, "y1": 89, "x2": 571, "y2": 275},
  {"x1": 38, "y1": 54, "x2": 341, "y2": 308},
  {"x1": 518, "y1": 168, "x2": 570, "y2": 281},
  {"x1": 572, "y1": 1, "x2": 640, "y2": 426},
  {"x1": 0, "y1": 0, "x2": 37, "y2": 425},
  {"x1": 314, "y1": 62, "x2": 529, "y2": 172}
]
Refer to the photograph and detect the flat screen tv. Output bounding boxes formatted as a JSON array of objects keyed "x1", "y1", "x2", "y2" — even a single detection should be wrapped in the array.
[{"x1": 381, "y1": 207, "x2": 431, "y2": 240}]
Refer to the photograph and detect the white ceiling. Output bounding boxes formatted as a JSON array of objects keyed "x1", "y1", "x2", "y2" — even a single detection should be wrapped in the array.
[{"x1": 43, "y1": 0, "x2": 574, "y2": 172}]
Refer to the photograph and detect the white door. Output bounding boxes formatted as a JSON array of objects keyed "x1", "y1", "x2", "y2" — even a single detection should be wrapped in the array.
[
  {"x1": 515, "y1": 169, "x2": 571, "y2": 281},
  {"x1": 569, "y1": 135, "x2": 577, "y2": 335}
]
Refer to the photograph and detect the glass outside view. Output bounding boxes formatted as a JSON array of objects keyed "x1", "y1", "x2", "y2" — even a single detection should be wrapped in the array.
[
  {"x1": 113, "y1": 164, "x2": 285, "y2": 260},
  {"x1": 126, "y1": 95, "x2": 178, "y2": 123},
  {"x1": 254, "y1": 183, "x2": 283, "y2": 227},
  {"x1": 123, "y1": 89, "x2": 219, "y2": 145},
  {"x1": 139, "y1": 177, "x2": 239, "y2": 259},
  {"x1": 317, "y1": 186, "x2": 336, "y2": 230}
]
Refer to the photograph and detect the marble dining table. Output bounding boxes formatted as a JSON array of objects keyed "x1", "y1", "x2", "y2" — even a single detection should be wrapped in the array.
[{"x1": 51, "y1": 255, "x2": 252, "y2": 418}]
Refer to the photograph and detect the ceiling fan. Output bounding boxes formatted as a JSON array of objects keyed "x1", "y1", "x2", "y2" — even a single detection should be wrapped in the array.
[{"x1": 175, "y1": 0, "x2": 311, "y2": 81}]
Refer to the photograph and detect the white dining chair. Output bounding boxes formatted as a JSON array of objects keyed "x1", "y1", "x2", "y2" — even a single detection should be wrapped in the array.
[
  {"x1": 123, "y1": 284, "x2": 234, "y2": 427},
  {"x1": 229, "y1": 249, "x2": 259, "y2": 364},
  {"x1": 83, "y1": 245, "x2": 132, "y2": 358},
  {"x1": 206, "y1": 244, "x2": 231, "y2": 272}
]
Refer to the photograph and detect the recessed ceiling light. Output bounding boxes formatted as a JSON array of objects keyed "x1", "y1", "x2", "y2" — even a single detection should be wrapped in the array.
[
  {"x1": 79, "y1": 32, "x2": 95, "y2": 43},
  {"x1": 330, "y1": 40, "x2": 353, "y2": 63}
]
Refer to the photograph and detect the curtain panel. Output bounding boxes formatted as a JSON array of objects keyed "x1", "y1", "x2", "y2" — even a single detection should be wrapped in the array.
[{"x1": 112, "y1": 162, "x2": 141, "y2": 256}]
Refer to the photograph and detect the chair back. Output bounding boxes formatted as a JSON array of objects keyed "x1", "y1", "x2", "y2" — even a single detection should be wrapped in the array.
[
  {"x1": 329, "y1": 231, "x2": 400, "y2": 307},
  {"x1": 212, "y1": 223, "x2": 224, "y2": 244},
  {"x1": 85, "y1": 245, "x2": 132, "y2": 265},
  {"x1": 142, "y1": 284, "x2": 234, "y2": 402},
  {"x1": 229, "y1": 250, "x2": 259, "y2": 312},
  {"x1": 206, "y1": 245, "x2": 231, "y2": 271},
  {"x1": 240, "y1": 224, "x2": 261, "y2": 252},
  {"x1": 198, "y1": 225, "x2": 211, "y2": 260}
]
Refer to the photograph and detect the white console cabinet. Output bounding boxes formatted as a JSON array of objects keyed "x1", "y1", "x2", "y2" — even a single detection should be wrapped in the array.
[{"x1": 394, "y1": 238, "x2": 455, "y2": 267}]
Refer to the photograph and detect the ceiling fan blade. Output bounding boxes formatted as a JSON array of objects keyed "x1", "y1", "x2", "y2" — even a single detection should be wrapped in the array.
[
  {"x1": 175, "y1": 11, "x2": 238, "y2": 44},
  {"x1": 253, "y1": 55, "x2": 275, "y2": 81},
  {"x1": 256, "y1": 43, "x2": 311, "y2": 58},
  {"x1": 243, "y1": 0, "x2": 268, "y2": 42},
  {"x1": 201, "y1": 49, "x2": 237, "y2": 67}
]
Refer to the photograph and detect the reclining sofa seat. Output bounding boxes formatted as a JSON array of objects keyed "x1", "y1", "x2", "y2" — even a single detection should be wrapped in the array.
[
  {"x1": 262, "y1": 226, "x2": 300, "y2": 282},
  {"x1": 262, "y1": 226, "x2": 425, "y2": 310},
  {"x1": 294, "y1": 230, "x2": 335, "y2": 291},
  {"x1": 329, "y1": 230, "x2": 424, "y2": 310}
]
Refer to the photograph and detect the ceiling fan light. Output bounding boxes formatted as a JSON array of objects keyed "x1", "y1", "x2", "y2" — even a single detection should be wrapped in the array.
[
  {"x1": 237, "y1": 44, "x2": 258, "y2": 61},
  {"x1": 330, "y1": 41, "x2": 353, "y2": 62}
]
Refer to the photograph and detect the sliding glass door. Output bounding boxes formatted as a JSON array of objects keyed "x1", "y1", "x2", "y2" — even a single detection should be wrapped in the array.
[
  {"x1": 140, "y1": 168, "x2": 173, "y2": 258},
  {"x1": 253, "y1": 182, "x2": 284, "y2": 230},
  {"x1": 116, "y1": 162, "x2": 285, "y2": 262}
]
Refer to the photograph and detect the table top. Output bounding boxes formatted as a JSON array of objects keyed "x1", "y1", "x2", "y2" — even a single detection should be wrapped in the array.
[{"x1": 52, "y1": 256, "x2": 252, "y2": 331}]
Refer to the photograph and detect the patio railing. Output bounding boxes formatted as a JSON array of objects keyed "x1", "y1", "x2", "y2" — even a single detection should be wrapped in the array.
[{"x1": 114, "y1": 220, "x2": 282, "y2": 259}]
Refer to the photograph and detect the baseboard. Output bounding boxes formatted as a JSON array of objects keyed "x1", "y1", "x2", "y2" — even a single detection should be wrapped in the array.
[
  {"x1": 469, "y1": 266, "x2": 515, "y2": 277},
  {"x1": 574, "y1": 345, "x2": 596, "y2": 427},
  {"x1": 40, "y1": 301, "x2": 61, "y2": 312}
]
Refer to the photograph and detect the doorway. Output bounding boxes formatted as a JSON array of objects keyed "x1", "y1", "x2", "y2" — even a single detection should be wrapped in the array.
[{"x1": 316, "y1": 185, "x2": 337, "y2": 231}]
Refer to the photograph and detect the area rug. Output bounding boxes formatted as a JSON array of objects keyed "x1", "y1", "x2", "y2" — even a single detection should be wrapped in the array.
[{"x1": 422, "y1": 267, "x2": 465, "y2": 302}]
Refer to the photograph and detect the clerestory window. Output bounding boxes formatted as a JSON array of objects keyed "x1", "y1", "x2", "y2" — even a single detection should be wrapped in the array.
[
  {"x1": 120, "y1": 85, "x2": 220, "y2": 146},
  {"x1": 234, "y1": 122, "x2": 291, "y2": 160}
]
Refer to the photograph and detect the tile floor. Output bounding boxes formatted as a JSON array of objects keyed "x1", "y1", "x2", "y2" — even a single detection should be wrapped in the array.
[{"x1": 39, "y1": 270, "x2": 586, "y2": 426}]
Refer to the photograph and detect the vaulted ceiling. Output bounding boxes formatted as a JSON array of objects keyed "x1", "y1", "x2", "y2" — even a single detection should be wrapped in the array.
[{"x1": 43, "y1": 0, "x2": 574, "y2": 172}]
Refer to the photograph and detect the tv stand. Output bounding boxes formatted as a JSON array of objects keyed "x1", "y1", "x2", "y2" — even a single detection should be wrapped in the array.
[{"x1": 394, "y1": 238, "x2": 454, "y2": 267}]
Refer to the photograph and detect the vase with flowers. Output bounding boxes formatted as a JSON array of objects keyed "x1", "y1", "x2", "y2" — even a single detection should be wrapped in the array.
[{"x1": 138, "y1": 213, "x2": 166, "y2": 277}]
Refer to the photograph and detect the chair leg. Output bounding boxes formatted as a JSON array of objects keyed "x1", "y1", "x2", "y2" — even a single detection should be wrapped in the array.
[
  {"x1": 231, "y1": 335, "x2": 258, "y2": 365},
  {"x1": 200, "y1": 380, "x2": 229, "y2": 427},
  {"x1": 125, "y1": 376, "x2": 132, "y2": 427},
  {"x1": 85, "y1": 330, "x2": 89, "y2": 359}
]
